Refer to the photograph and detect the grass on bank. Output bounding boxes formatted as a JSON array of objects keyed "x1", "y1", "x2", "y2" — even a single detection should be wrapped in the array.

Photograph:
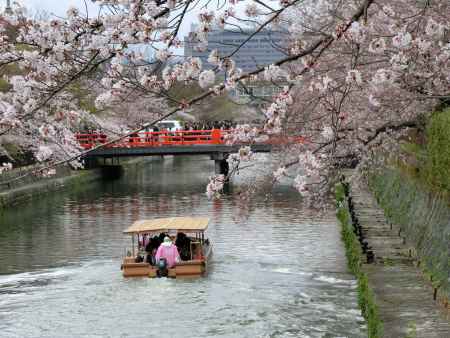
[
  {"x1": 399, "y1": 108, "x2": 450, "y2": 196},
  {"x1": 335, "y1": 183, "x2": 383, "y2": 338}
]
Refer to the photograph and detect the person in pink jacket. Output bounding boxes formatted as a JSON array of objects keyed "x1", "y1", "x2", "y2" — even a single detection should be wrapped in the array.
[{"x1": 155, "y1": 236, "x2": 180, "y2": 268}]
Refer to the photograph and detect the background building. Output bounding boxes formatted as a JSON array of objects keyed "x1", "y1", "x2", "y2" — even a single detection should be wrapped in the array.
[{"x1": 184, "y1": 28, "x2": 288, "y2": 73}]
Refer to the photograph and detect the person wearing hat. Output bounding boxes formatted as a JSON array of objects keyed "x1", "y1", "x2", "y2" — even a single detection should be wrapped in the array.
[{"x1": 155, "y1": 236, "x2": 180, "y2": 268}]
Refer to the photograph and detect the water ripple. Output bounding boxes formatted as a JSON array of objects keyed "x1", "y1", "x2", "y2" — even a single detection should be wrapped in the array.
[{"x1": 0, "y1": 157, "x2": 366, "y2": 337}]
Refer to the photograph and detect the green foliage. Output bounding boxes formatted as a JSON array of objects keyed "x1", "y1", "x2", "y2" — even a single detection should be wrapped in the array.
[
  {"x1": 335, "y1": 183, "x2": 383, "y2": 338},
  {"x1": 335, "y1": 183, "x2": 346, "y2": 203},
  {"x1": 168, "y1": 82, "x2": 204, "y2": 104},
  {"x1": 357, "y1": 275, "x2": 382, "y2": 337},
  {"x1": 167, "y1": 82, "x2": 251, "y2": 121},
  {"x1": 0, "y1": 78, "x2": 10, "y2": 92},
  {"x1": 0, "y1": 63, "x2": 23, "y2": 92},
  {"x1": 67, "y1": 82, "x2": 98, "y2": 114},
  {"x1": 405, "y1": 321, "x2": 417, "y2": 338},
  {"x1": 400, "y1": 142, "x2": 426, "y2": 161},
  {"x1": 424, "y1": 109, "x2": 450, "y2": 191},
  {"x1": 2, "y1": 142, "x2": 34, "y2": 166},
  {"x1": 397, "y1": 108, "x2": 450, "y2": 195}
]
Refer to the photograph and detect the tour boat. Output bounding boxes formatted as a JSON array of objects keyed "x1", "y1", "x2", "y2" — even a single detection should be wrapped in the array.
[{"x1": 121, "y1": 217, "x2": 212, "y2": 278}]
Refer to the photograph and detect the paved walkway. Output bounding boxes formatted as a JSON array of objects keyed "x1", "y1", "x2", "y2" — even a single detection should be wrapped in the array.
[{"x1": 347, "y1": 176, "x2": 450, "y2": 338}]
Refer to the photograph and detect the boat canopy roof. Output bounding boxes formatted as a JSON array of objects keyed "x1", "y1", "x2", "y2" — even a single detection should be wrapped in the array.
[{"x1": 123, "y1": 217, "x2": 209, "y2": 234}]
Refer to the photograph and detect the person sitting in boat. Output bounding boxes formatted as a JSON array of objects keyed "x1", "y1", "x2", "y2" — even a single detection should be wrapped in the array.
[
  {"x1": 145, "y1": 236, "x2": 161, "y2": 265},
  {"x1": 175, "y1": 232, "x2": 191, "y2": 261},
  {"x1": 135, "y1": 249, "x2": 145, "y2": 263},
  {"x1": 155, "y1": 236, "x2": 180, "y2": 268}
]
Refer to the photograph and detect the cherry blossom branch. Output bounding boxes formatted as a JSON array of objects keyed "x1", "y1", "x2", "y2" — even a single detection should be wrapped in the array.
[{"x1": 362, "y1": 120, "x2": 419, "y2": 145}]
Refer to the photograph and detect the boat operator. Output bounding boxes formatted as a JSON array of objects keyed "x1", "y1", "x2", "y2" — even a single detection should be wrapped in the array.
[{"x1": 155, "y1": 236, "x2": 180, "y2": 268}]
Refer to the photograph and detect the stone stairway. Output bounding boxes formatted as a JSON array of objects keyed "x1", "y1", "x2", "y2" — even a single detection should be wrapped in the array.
[{"x1": 347, "y1": 177, "x2": 450, "y2": 338}]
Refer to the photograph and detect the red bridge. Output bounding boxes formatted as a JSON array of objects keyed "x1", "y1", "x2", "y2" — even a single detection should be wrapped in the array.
[
  {"x1": 76, "y1": 129, "x2": 233, "y2": 149},
  {"x1": 76, "y1": 129, "x2": 304, "y2": 175}
]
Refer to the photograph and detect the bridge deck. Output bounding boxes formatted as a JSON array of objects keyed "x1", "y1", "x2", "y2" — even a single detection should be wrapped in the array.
[{"x1": 84, "y1": 144, "x2": 272, "y2": 158}]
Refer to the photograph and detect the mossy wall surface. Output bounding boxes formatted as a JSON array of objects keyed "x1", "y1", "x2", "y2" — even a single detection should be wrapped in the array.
[{"x1": 368, "y1": 168, "x2": 450, "y2": 296}]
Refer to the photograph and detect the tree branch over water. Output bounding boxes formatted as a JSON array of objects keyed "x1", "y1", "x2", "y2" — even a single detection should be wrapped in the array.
[{"x1": 1, "y1": 0, "x2": 449, "y2": 201}]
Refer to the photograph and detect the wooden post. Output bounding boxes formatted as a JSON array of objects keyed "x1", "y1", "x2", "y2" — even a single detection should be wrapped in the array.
[{"x1": 132, "y1": 235, "x2": 135, "y2": 257}]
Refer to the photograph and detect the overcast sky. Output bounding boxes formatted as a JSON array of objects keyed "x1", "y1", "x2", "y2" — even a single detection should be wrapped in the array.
[
  {"x1": 17, "y1": 0, "x2": 99, "y2": 17},
  {"x1": 9, "y1": 0, "x2": 214, "y2": 39},
  {"x1": 9, "y1": 0, "x2": 252, "y2": 35},
  {"x1": 3, "y1": 0, "x2": 252, "y2": 57}
]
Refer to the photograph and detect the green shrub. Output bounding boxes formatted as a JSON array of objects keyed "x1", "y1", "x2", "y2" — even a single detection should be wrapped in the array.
[{"x1": 424, "y1": 109, "x2": 450, "y2": 191}]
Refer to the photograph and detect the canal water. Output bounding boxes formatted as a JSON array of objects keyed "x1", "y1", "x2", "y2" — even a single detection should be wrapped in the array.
[{"x1": 0, "y1": 157, "x2": 366, "y2": 338}]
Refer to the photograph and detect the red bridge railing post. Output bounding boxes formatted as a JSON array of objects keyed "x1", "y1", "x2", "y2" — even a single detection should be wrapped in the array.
[{"x1": 211, "y1": 129, "x2": 221, "y2": 144}]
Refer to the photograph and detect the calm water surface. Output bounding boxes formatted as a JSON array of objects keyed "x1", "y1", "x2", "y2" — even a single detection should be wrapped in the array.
[{"x1": 0, "y1": 156, "x2": 366, "y2": 337}]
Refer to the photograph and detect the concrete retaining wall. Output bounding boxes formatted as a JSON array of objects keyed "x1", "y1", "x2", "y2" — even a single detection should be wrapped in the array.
[
  {"x1": 368, "y1": 168, "x2": 450, "y2": 305},
  {"x1": 0, "y1": 157, "x2": 155, "y2": 211},
  {"x1": 0, "y1": 169, "x2": 102, "y2": 211}
]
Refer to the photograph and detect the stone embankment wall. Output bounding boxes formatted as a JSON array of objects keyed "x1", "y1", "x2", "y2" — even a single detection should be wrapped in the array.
[
  {"x1": 0, "y1": 167, "x2": 103, "y2": 211},
  {"x1": 0, "y1": 157, "x2": 151, "y2": 211},
  {"x1": 338, "y1": 171, "x2": 450, "y2": 337},
  {"x1": 368, "y1": 168, "x2": 450, "y2": 308}
]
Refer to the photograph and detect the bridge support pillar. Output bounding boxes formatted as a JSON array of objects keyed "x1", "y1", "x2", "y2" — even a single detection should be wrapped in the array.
[
  {"x1": 83, "y1": 157, "x2": 99, "y2": 169},
  {"x1": 215, "y1": 159, "x2": 229, "y2": 176},
  {"x1": 83, "y1": 156, "x2": 121, "y2": 169},
  {"x1": 211, "y1": 153, "x2": 229, "y2": 177},
  {"x1": 100, "y1": 165, "x2": 123, "y2": 179}
]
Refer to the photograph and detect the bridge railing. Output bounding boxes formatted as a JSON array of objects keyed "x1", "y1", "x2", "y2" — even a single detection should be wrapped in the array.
[{"x1": 76, "y1": 130, "x2": 232, "y2": 150}]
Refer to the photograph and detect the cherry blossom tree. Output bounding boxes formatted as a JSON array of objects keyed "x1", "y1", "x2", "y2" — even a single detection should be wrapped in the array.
[{"x1": 0, "y1": 0, "x2": 448, "y2": 200}]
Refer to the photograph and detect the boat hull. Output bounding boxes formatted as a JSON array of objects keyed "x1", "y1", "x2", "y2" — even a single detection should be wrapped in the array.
[{"x1": 121, "y1": 247, "x2": 212, "y2": 278}]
